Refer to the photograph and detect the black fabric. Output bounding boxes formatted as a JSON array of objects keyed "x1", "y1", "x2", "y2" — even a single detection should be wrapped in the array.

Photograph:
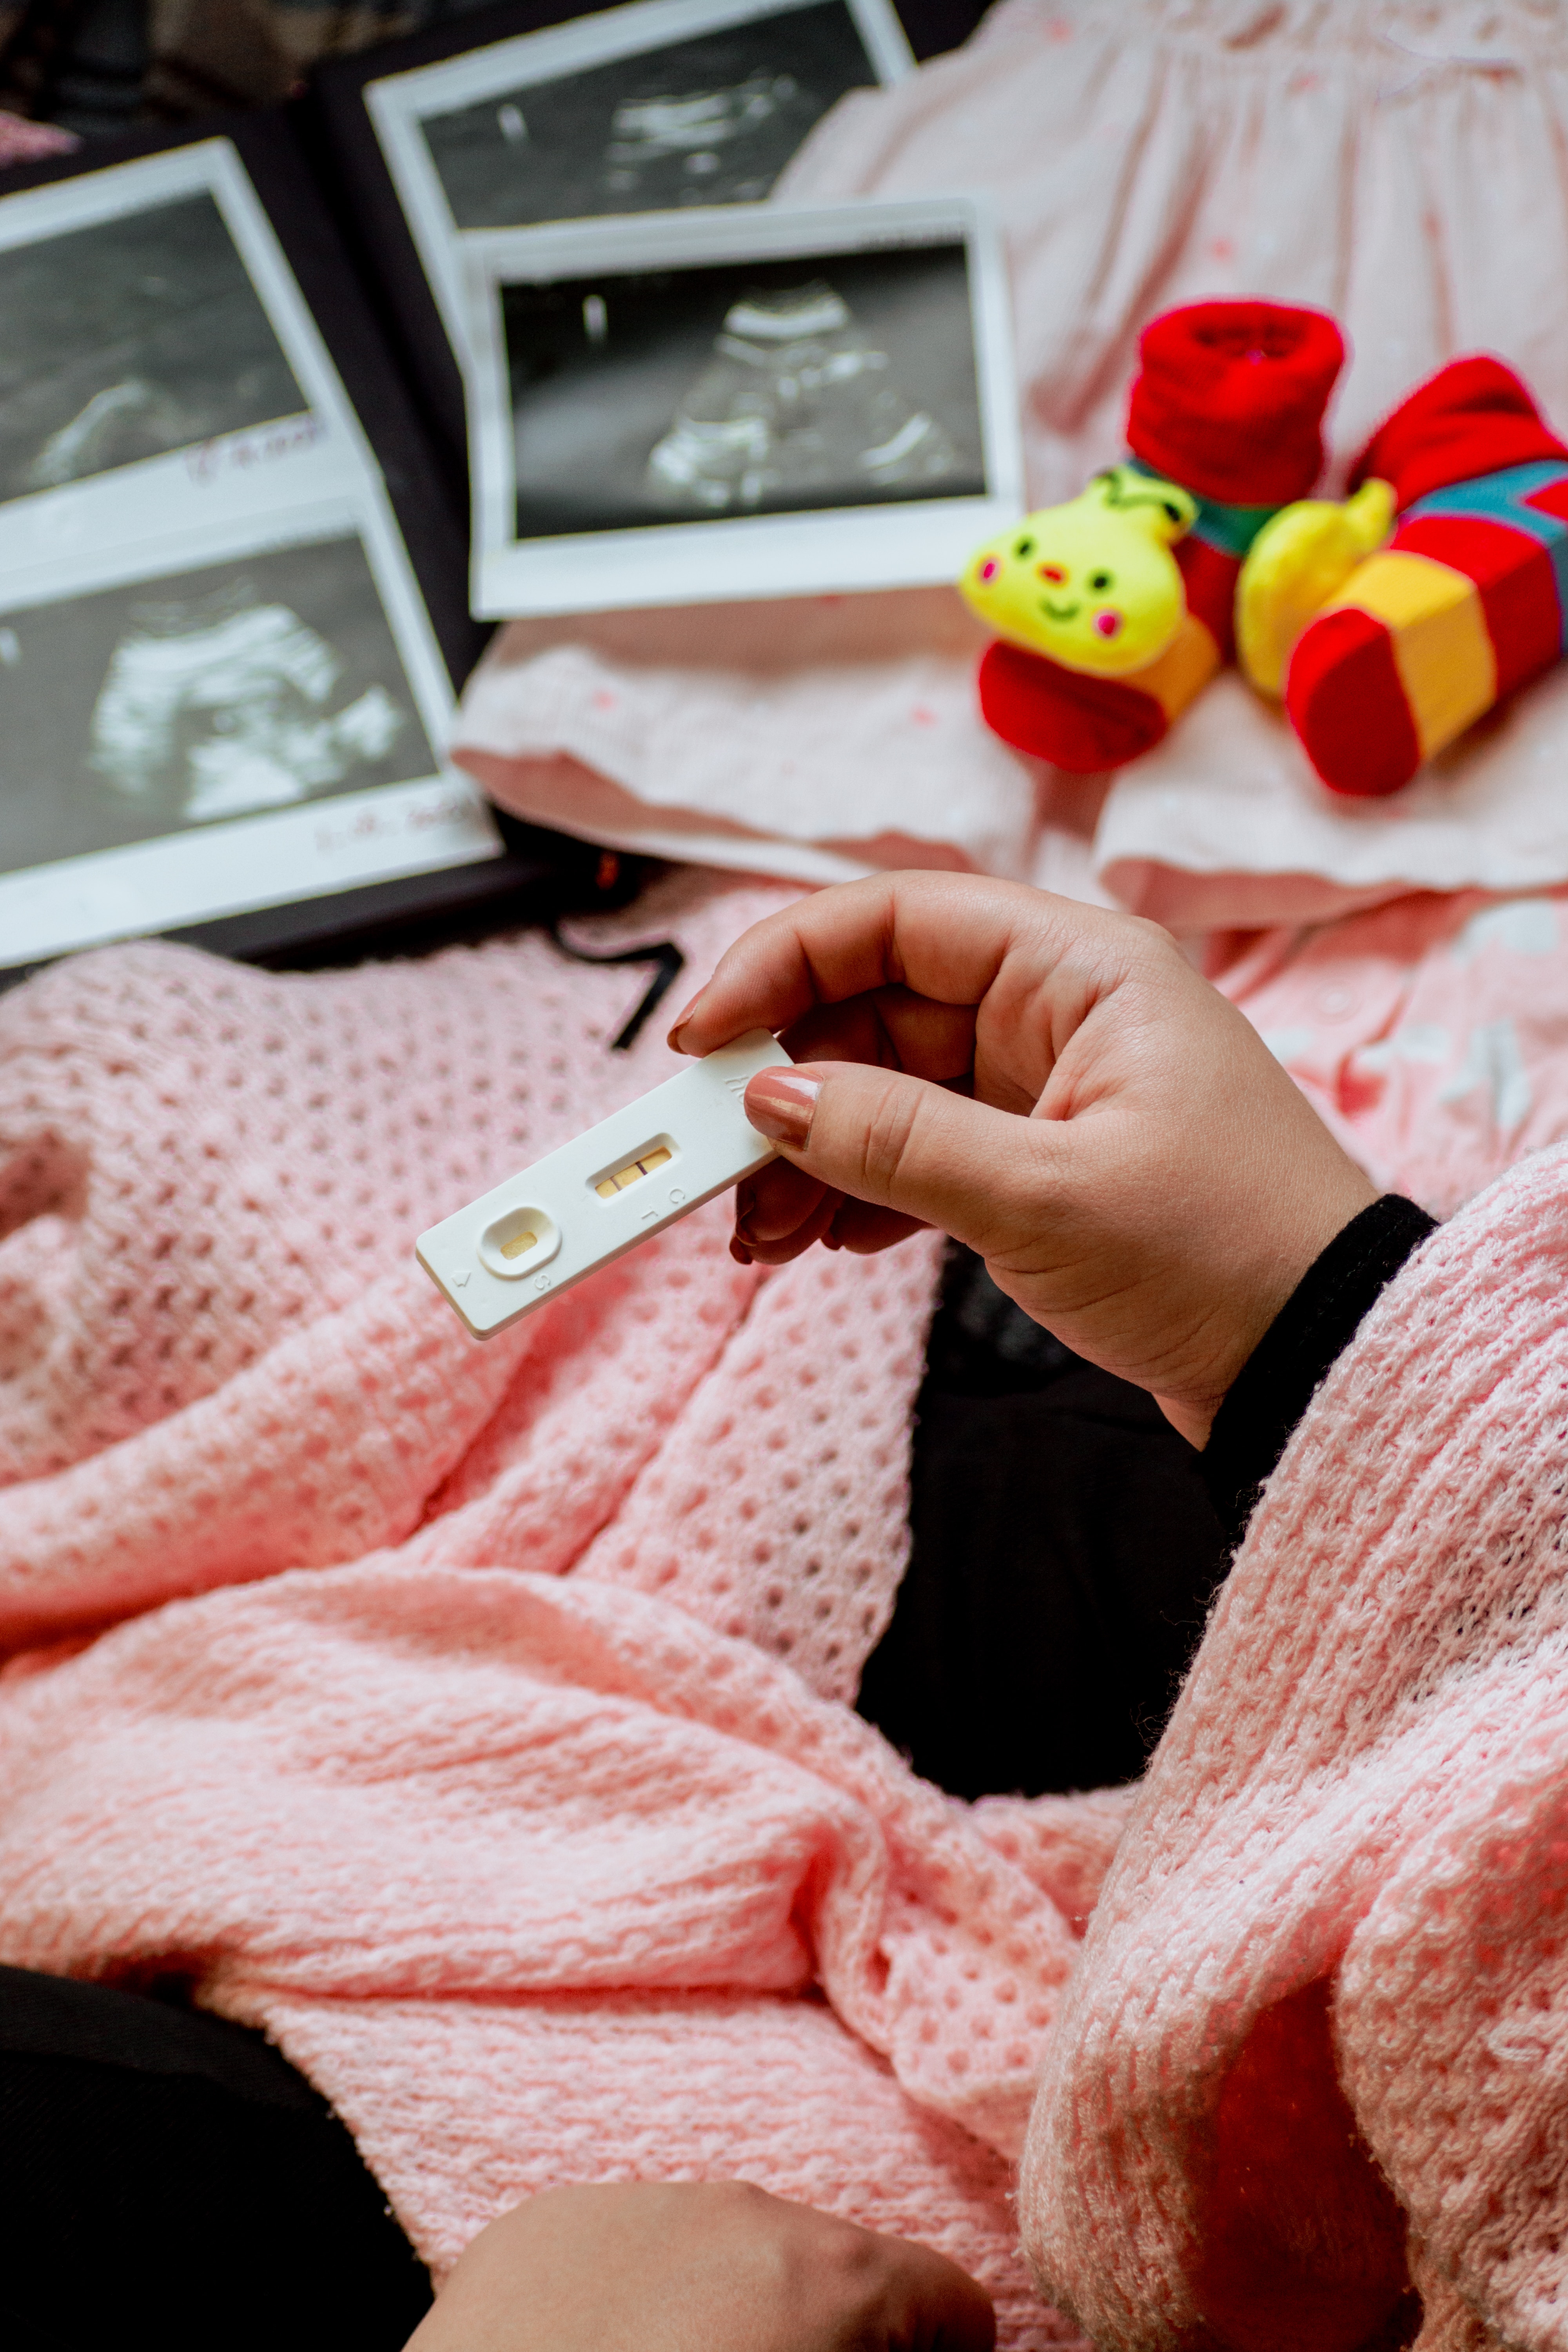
[
  {"x1": 860, "y1": 1203, "x2": 1436, "y2": 1799},
  {"x1": 857, "y1": 1245, "x2": 1231, "y2": 1798},
  {"x1": 0, "y1": 1965, "x2": 433, "y2": 2350},
  {"x1": 1199, "y1": 1194, "x2": 1437, "y2": 1549}
]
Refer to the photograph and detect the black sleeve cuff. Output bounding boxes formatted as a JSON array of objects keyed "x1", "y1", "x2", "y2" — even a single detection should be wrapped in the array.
[{"x1": 1199, "y1": 1194, "x2": 1437, "y2": 1550}]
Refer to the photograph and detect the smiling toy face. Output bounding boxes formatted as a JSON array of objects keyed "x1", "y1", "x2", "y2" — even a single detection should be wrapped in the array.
[{"x1": 961, "y1": 464, "x2": 1198, "y2": 677}]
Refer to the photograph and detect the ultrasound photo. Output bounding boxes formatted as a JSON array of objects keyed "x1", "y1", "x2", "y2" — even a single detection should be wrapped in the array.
[
  {"x1": 0, "y1": 192, "x2": 305, "y2": 505},
  {"x1": 0, "y1": 535, "x2": 438, "y2": 875},
  {"x1": 503, "y1": 240, "x2": 985, "y2": 538},
  {"x1": 421, "y1": 0, "x2": 881, "y2": 226}
]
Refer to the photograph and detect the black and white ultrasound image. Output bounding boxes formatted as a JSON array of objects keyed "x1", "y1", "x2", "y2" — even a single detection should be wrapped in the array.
[
  {"x1": 0, "y1": 192, "x2": 305, "y2": 503},
  {"x1": 0, "y1": 536, "x2": 437, "y2": 874},
  {"x1": 422, "y1": 0, "x2": 877, "y2": 226},
  {"x1": 503, "y1": 240, "x2": 985, "y2": 539}
]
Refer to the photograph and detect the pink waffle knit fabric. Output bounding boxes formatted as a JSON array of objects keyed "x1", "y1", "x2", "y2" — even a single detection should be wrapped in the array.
[
  {"x1": 1020, "y1": 1136, "x2": 1568, "y2": 2352},
  {"x1": 0, "y1": 868, "x2": 1121, "y2": 2351},
  {"x1": 3, "y1": 860, "x2": 1567, "y2": 2349}
]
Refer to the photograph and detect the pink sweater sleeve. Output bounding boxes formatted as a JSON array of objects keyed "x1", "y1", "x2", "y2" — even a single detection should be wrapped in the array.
[{"x1": 1020, "y1": 1139, "x2": 1568, "y2": 2352}]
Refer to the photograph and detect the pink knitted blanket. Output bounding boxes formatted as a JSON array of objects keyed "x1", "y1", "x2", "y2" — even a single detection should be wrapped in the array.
[
  {"x1": 0, "y1": 873, "x2": 1117, "y2": 2349},
  {"x1": 1, "y1": 869, "x2": 1564, "y2": 2349}
]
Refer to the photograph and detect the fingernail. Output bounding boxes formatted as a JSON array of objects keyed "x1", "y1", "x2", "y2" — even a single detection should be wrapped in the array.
[
  {"x1": 729, "y1": 1236, "x2": 753, "y2": 1265},
  {"x1": 665, "y1": 990, "x2": 706, "y2": 1051},
  {"x1": 744, "y1": 1068, "x2": 820, "y2": 1149}
]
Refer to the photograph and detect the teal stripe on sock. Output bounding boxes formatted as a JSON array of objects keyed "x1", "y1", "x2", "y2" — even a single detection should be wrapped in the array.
[
  {"x1": 1124, "y1": 457, "x2": 1280, "y2": 557},
  {"x1": 1405, "y1": 459, "x2": 1568, "y2": 655}
]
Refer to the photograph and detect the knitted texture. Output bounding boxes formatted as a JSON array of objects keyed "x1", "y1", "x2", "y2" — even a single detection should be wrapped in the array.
[
  {"x1": 12, "y1": 857, "x2": 1567, "y2": 2344},
  {"x1": 1020, "y1": 1140, "x2": 1568, "y2": 2352},
  {"x1": 1352, "y1": 355, "x2": 1568, "y2": 513},
  {"x1": 1284, "y1": 357, "x2": 1568, "y2": 797},
  {"x1": 0, "y1": 870, "x2": 1112, "y2": 2347},
  {"x1": 1127, "y1": 301, "x2": 1345, "y2": 510},
  {"x1": 972, "y1": 300, "x2": 1346, "y2": 775}
]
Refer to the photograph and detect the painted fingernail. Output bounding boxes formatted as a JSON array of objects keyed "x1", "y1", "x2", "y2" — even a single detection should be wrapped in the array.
[
  {"x1": 729, "y1": 1236, "x2": 753, "y2": 1265},
  {"x1": 744, "y1": 1068, "x2": 820, "y2": 1149},
  {"x1": 665, "y1": 990, "x2": 706, "y2": 1051}
]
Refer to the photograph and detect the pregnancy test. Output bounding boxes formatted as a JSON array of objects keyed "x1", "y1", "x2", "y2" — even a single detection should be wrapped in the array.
[{"x1": 416, "y1": 1029, "x2": 790, "y2": 1339}]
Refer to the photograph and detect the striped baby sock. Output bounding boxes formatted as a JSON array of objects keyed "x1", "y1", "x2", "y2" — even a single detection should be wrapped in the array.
[
  {"x1": 1284, "y1": 357, "x2": 1568, "y2": 796},
  {"x1": 978, "y1": 301, "x2": 1346, "y2": 772}
]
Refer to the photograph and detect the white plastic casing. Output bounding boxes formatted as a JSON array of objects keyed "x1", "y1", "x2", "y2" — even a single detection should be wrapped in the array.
[{"x1": 415, "y1": 1030, "x2": 792, "y2": 1339}]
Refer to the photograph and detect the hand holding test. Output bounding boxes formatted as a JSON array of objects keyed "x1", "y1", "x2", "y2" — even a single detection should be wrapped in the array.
[{"x1": 416, "y1": 1031, "x2": 789, "y2": 1338}]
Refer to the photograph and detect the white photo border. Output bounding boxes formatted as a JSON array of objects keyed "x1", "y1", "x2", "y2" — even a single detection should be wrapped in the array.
[
  {"x1": 0, "y1": 497, "x2": 497, "y2": 968},
  {"x1": 0, "y1": 140, "x2": 373, "y2": 541},
  {"x1": 0, "y1": 137, "x2": 448, "y2": 709},
  {"x1": 364, "y1": 0, "x2": 915, "y2": 358},
  {"x1": 463, "y1": 194, "x2": 1023, "y2": 616},
  {"x1": 0, "y1": 137, "x2": 503, "y2": 960}
]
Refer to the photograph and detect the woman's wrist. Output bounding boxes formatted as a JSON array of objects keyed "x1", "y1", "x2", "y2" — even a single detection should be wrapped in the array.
[{"x1": 1198, "y1": 1195, "x2": 1438, "y2": 1546}]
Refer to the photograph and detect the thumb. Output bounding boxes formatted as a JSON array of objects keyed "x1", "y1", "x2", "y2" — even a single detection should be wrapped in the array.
[{"x1": 744, "y1": 1062, "x2": 1056, "y2": 1258}]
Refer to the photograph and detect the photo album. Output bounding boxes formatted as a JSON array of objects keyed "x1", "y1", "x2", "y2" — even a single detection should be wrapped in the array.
[
  {"x1": 0, "y1": 115, "x2": 510, "y2": 974},
  {"x1": 1, "y1": 0, "x2": 1022, "y2": 974}
]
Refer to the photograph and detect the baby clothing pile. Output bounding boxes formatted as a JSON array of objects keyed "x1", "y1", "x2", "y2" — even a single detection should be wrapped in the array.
[{"x1": 456, "y1": 0, "x2": 1568, "y2": 913}]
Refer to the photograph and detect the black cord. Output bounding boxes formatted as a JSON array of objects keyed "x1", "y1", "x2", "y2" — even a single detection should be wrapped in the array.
[{"x1": 548, "y1": 924, "x2": 686, "y2": 1053}]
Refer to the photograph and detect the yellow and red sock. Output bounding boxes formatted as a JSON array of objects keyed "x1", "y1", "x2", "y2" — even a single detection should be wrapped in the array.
[
  {"x1": 1284, "y1": 357, "x2": 1568, "y2": 796},
  {"x1": 979, "y1": 301, "x2": 1345, "y2": 771}
]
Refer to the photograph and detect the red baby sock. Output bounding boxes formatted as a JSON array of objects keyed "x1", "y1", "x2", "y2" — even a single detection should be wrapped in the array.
[
  {"x1": 1284, "y1": 358, "x2": 1568, "y2": 796},
  {"x1": 977, "y1": 640, "x2": 1171, "y2": 768},
  {"x1": 979, "y1": 301, "x2": 1346, "y2": 772}
]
